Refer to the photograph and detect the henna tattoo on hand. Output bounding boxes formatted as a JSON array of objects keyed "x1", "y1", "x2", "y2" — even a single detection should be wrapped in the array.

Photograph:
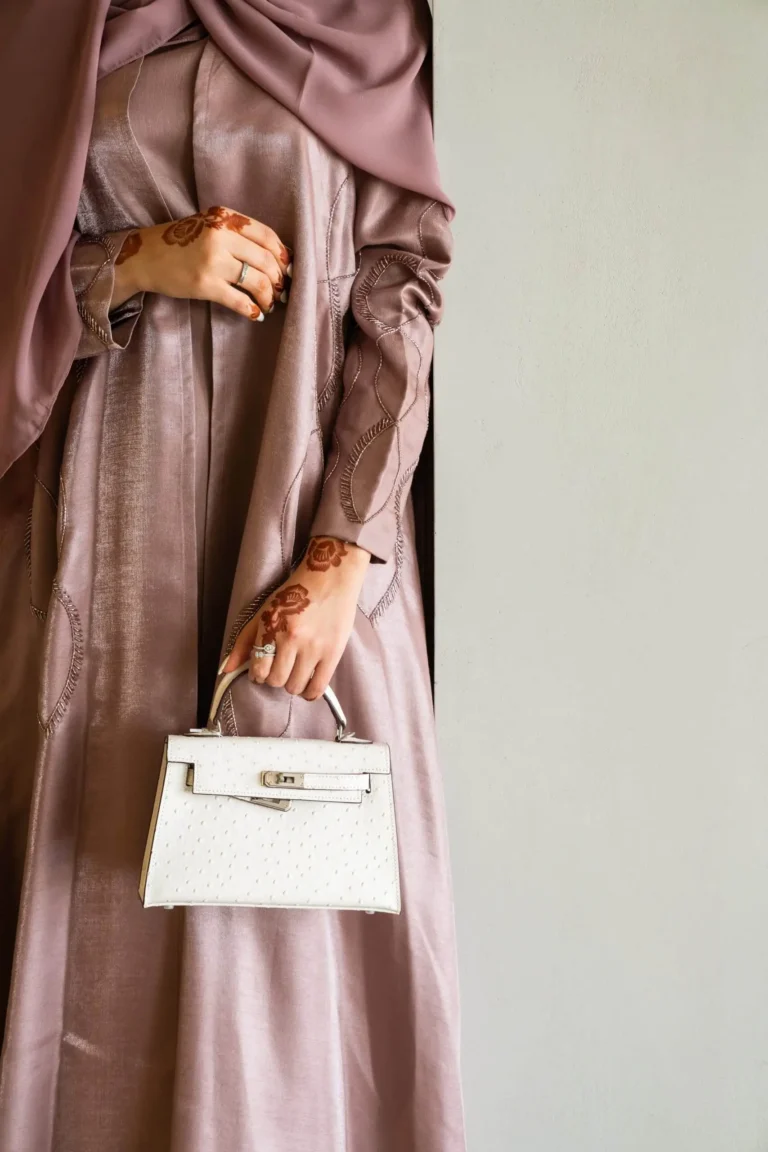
[
  {"x1": 162, "y1": 205, "x2": 252, "y2": 248},
  {"x1": 260, "y1": 584, "x2": 310, "y2": 645},
  {"x1": 306, "y1": 537, "x2": 349, "y2": 572},
  {"x1": 115, "y1": 230, "x2": 142, "y2": 265}
]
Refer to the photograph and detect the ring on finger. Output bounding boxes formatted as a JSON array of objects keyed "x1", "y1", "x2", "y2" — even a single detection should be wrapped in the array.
[
  {"x1": 235, "y1": 260, "x2": 249, "y2": 288},
  {"x1": 250, "y1": 641, "x2": 276, "y2": 660}
]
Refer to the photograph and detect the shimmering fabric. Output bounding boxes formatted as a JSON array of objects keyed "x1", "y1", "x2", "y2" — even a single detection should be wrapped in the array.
[
  {"x1": 0, "y1": 32, "x2": 466, "y2": 1152},
  {"x1": 0, "y1": 0, "x2": 450, "y2": 476}
]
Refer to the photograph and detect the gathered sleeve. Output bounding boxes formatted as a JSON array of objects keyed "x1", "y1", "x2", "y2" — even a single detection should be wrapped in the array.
[
  {"x1": 308, "y1": 173, "x2": 453, "y2": 564},
  {"x1": 70, "y1": 228, "x2": 145, "y2": 358}
]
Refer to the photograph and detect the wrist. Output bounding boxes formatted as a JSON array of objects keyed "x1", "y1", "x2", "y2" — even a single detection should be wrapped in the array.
[
  {"x1": 303, "y1": 536, "x2": 370, "y2": 580},
  {"x1": 111, "y1": 228, "x2": 148, "y2": 306}
]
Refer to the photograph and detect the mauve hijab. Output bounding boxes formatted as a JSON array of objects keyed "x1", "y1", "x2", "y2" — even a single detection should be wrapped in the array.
[{"x1": 0, "y1": 0, "x2": 450, "y2": 478}]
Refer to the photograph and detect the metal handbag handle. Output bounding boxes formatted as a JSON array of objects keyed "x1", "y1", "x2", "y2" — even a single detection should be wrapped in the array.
[{"x1": 205, "y1": 662, "x2": 349, "y2": 740}]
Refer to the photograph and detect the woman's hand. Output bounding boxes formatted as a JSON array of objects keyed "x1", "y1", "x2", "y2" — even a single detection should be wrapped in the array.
[
  {"x1": 221, "y1": 537, "x2": 371, "y2": 701},
  {"x1": 110, "y1": 205, "x2": 292, "y2": 321}
]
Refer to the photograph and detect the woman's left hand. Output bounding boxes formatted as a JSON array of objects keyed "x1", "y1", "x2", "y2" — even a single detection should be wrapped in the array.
[{"x1": 221, "y1": 537, "x2": 371, "y2": 701}]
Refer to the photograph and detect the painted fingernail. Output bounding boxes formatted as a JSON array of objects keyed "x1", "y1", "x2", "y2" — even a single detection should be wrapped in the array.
[
  {"x1": 250, "y1": 306, "x2": 265, "y2": 322},
  {"x1": 285, "y1": 262, "x2": 293, "y2": 278},
  {"x1": 218, "y1": 657, "x2": 228, "y2": 675},
  {"x1": 280, "y1": 289, "x2": 288, "y2": 304}
]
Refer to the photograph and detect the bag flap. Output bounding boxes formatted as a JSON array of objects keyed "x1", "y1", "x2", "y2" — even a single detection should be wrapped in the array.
[{"x1": 166, "y1": 734, "x2": 390, "y2": 802}]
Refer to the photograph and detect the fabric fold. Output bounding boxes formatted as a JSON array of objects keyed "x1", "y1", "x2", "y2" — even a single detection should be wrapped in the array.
[
  {"x1": 71, "y1": 230, "x2": 146, "y2": 357},
  {"x1": 308, "y1": 170, "x2": 452, "y2": 563},
  {"x1": 0, "y1": 0, "x2": 451, "y2": 479}
]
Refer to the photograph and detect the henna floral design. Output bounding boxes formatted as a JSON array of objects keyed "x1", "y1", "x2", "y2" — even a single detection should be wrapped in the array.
[
  {"x1": 162, "y1": 205, "x2": 252, "y2": 247},
  {"x1": 260, "y1": 584, "x2": 310, "y2": 645},
  {"x1": 306, "y1": 537, "x2": 348, "y2": 572},
  {"x1": 201, "y1": 206, "x2": 252, "y2": 233},
  {"x1": 162, "y1": 215, "x2": 205, "y2": 247},
  {"x1": 115, "y1": 230, "x2": 142, "y2": 265}
]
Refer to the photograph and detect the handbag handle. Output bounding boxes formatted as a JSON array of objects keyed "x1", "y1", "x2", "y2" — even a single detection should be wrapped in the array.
[{"x1": 205, "y1": 662, "x2": 349, "y2": 740}]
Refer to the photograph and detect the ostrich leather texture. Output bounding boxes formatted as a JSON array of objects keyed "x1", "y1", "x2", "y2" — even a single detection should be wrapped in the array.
[{"x1": 139, "y1": 734, "x2": 401, "y2": 914}]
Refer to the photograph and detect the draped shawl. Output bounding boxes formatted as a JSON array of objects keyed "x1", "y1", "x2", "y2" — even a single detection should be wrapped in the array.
[{"x1": 0, "y1": 0, "x2": 449, "y2": 477}]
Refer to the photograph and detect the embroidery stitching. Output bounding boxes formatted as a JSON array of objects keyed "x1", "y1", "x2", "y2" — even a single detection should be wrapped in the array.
[
  {"x1": 338, "y1": 415, "x2": 395, "y2": 523},
  {"x1": 280, "y1": 430, "x2": 319, "y2": 568},
  {"x1": 417, "y1": 200, "x2": 439, "y2": 260},
  {"x1": 39, "y1": 581, "x2": 84, "y2": 736},
  {"x1": 23, "y1": 505, "x2": 32, "y2": 584},
  {"x1": 317, "y1": 175, "x2": 351, "y2": 411},
  {"x1": 73, "y1": 234, "x2": 116, "y2": 301},
  {"x1": 367, "y1": 463, "x2": 417, "y2": 626},
  {"x1": 321, "y1": 343, "x2": 363, "y2": 495}
]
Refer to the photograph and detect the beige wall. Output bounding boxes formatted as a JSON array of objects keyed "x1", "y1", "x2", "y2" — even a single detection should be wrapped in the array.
[{"x1": 434, "y1": 2, "x2": 768, "y2": 1148}]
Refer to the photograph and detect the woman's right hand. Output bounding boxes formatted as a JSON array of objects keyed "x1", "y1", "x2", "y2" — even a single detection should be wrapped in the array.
[{"x1": 110, "y1": 205, "x2": 292, "y2": 322}]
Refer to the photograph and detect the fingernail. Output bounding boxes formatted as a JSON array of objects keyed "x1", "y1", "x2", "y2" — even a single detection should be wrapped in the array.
[
  {"x1": 218, "y1": 657, "x2": 229, "y2": 675},
  {"x1": 286, "y1": 262, "x2": 293, "y2": 278},
  {"x1": 279, "y1": 290, "x2": 288, "y2": 304},
  {"x1": 250, "y1": 306, "x2": 265, "y2": 322}
]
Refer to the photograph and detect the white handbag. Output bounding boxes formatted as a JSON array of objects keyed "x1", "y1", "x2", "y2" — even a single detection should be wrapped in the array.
[{"x1": 139, "y1": 664, "x2": 401, "y2": 914}]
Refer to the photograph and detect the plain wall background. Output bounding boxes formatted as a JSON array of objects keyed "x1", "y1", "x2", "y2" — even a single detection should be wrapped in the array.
[{"x1": 433, "y1": 2, "x2": 768, "y2": 1149}]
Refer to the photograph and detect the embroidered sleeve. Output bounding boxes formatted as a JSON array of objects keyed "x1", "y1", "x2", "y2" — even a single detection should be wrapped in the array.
[
  {"x1": 308, "y1": 174, "x2": 453, "y2": 564},
  {"x1": 70, "y1": 228, "x2": 145, "y2": 358}
]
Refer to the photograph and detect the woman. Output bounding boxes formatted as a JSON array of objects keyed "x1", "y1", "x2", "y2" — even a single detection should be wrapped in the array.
[{"x1": 0, "y1": 2, "x2": 465, "y2": 1150}]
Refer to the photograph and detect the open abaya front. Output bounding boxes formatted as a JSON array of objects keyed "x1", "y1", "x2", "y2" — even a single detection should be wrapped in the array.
[{"x1": 0, "y1": 24, "x2": 466, "y2": 1152}]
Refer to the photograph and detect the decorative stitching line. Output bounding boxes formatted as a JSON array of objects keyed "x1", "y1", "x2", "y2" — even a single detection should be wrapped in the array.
[
  {"x1": 355, "y1": 250, "x2": 437, "y2": 332},
  {"x1": 417, "y1": 200, "x2": 439, "y2": 260},
  {"x1": 399, "y1": 326, "x2": 425, "y2": 424},
  {"x1": 38, "y1": 581, "x2": 84, "y2": 736},
  {"x1": 340, "y1": 331, "x2": 420, "y2": 527},
  {"x1": 24, "y1": 503, "x2": 49, "y2": 623},
  {"x1": 367, "y1": 462, "x2": 416, "y2": 626},
  {"x1": 354, "y1": 251, "x2": 438, "y2": 332},
  {"x1": 316, "y1": 176, "x2": 351, "y2": 411},
  {"x1": 320, "y1": 343, "x2": 363, "y2": 495},
  {"x1": 369, "y1": 325, "x2": 425, "y2": 431},
  {"x1": 371, "y1": 341, "x2": 395, "y2": 422},
  {"x1": 23, "y1": 505, "x2": 32, "y2": 583},
  {"x1": 317, "y1": 270, "x2": 357, "y2": 284},
  {"x1": 280, "y1": 430, "x2": 318, "y2": 568},
  {"x1": 334, "y1": 244, "x2": 434, "y2": 526},
  {"x1": 26, "y1": 381, "x2": 81, "y2": 624},
  {"x1": 76, "y1": 301, "x2": 112, "y2": 349},
  {"x1": 338, "y1": 416, "x2": 395, "y2": 523},
  {"x1": 58, "y1": 473, "x2": 68, "y2": 555},
  {"x1": 34, "y1": 475, "x2": 58, "y2": 509},
  {"x1": 317, "y1": 277, "x2": 344, "y2": 411},
  {"x1": 73, "y1": 234, "x2": 115, "y2": 301},
  {"x1": 74, "y1": 233, "x2": 119, "y2": 348}
]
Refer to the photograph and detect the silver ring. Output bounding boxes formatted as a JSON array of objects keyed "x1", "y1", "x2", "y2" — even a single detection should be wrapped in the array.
[
  {"x1": 250, "y1": 642, "x2": 276, "y2": 660},
  {"x1": 235, "y1": 260, "x2": 249, "y2": 288}
]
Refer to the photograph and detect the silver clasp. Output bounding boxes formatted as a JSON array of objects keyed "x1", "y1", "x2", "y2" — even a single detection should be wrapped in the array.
[
  {"x1": 185, "y1": 766, "x2": 291, "y2": 811},
  {"x1": 262, "y1": 770, "x2": 305, "y2": 789}
]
